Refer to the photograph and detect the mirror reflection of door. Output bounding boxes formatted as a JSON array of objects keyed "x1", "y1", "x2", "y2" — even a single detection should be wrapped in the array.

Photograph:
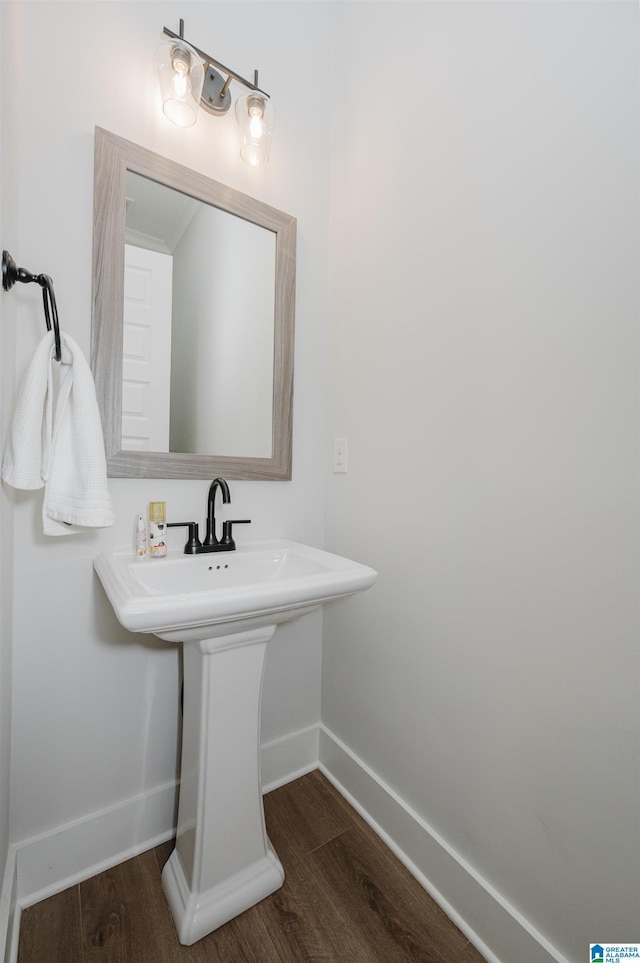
[
  {"x1": 123, "y1": 245, "x2": 172, "y2": 451},
  {"x1": 123, "y1": 171, "x2": 276, "y2": 458}
]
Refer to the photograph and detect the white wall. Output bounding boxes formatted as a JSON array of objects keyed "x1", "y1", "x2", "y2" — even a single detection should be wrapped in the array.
[
  {"x1": 324, "y1": 4, "x2": 639, "y2": 962},
  {"x1": 0, "y1": 0, "x2": 8, "y2": 903},
  {"x1": 5, "y1": 0, "x2": 331, "y2": 860},
  {"x1": 0, "y1": 1, "x2": 19, "y2": 947}
]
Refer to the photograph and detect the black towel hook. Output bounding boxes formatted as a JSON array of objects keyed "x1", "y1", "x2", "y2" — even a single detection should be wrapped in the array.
[{"x1": 2, "y1": 249, "x2": 62, "y2": 362}]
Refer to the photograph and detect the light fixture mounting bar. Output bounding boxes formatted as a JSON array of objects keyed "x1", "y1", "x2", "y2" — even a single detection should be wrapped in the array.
[{"x1": 162, "y1": 26, "x2": 270, "y2": 99}]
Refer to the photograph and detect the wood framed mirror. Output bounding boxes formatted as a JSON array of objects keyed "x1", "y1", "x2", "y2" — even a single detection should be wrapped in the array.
[{"x1": 91, "y1": 127, "x2": 296, "y2": 479}]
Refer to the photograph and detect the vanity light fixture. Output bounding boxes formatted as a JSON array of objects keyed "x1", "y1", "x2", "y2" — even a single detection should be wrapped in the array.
[{"x1": 156, "y1": 20, "x2": 274, "y2": 167}]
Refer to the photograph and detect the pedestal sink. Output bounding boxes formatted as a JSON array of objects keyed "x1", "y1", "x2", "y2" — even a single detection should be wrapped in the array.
[{"x1": 94, "y1": 539, "x2": 377, "y2": 945}]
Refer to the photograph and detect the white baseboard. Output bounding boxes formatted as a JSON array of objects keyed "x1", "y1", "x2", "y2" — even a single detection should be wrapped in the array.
[
  {"x1": 15, "y1": 779, "x2": 179, "y2": 910},
  {"x1": 1, "y1": 846, "x2": 17, "y2": 963},
  {"x1": 4, "y1": 723, "x2": 569, "y2": 963},
  {"x1": 261, "y1": 723, "x2": 320, "y2": 793},
  {"x1": 319, "y1": 724, "x2": 570, "y2": 963},
  {"x1": 2, "y1": 780, "x2": 177, "y2": 963},
  {"x1": 2, "y1": 723, "x2": 320, "y2": 958}
]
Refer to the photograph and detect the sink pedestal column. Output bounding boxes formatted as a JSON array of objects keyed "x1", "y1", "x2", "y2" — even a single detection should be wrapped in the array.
[{"x1": 162, "y1": 625, "x2": 284, "y2": 946}]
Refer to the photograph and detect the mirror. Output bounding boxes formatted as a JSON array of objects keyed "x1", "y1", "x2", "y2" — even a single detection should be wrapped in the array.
[
  {"x1": 124, "y1": 171, "x2": 277, "y2": 458},
  {"x1": 91, "y1": 127, "x2": 296, "y2": 479}
]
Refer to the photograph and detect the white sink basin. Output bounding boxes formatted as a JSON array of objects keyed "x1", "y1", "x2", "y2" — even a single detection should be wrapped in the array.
[
  {"x1": 93, "y1": 537, "x2": 376, "y2": 946},
  {"x1": 94, "y1": 538, "x2": 377, "y2": 641}
]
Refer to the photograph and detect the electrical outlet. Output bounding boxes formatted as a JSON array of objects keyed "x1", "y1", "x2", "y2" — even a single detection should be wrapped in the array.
[{"x1": 332, "y1": 438, "x2": 348, "y2": 473}]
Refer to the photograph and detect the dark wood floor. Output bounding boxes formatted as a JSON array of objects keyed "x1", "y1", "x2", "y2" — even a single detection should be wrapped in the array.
[{"x1": 17, "y1": 770, "x2": 486, "y2": 962}]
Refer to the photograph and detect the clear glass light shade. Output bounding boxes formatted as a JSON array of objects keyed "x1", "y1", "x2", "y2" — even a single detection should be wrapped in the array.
[
  {"x1": 235, "y1": 93, "x2": 275, "y2": 167},
  {"x1": 155, "y1": 37, "x2": 205, "y2": 128}
]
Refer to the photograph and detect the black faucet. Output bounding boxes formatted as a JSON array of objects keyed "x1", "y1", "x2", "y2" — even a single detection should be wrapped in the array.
[
  {"x1": 167, "y1": 477, "x2": 251, "y2": 555},
  {"x1": 203, "y1": 477, "x2": 230, "y2": 548}
]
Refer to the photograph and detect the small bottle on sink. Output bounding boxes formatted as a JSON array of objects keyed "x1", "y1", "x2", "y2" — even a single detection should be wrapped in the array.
[
  {"x1": 148, "y1": 502, "x2": 167, "y2": 558},
  {"x1": 135, "y1": 514, "x2": 147, "y2": 557}
]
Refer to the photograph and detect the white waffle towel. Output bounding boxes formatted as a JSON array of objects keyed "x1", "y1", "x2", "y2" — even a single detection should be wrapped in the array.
[{"x1": 2, "y1": 330, "x2": 115, "y2": 535}]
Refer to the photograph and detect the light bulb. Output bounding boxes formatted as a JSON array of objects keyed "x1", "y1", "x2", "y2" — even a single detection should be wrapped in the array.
[
  {"x1": 171, "y1": 70, "x2": 189, "y2": 100},
  {"x1": 155, "y1": 37, "x2": 204, "y2": 128},
  {"x1": 236, "y1": 93, "x2": 274, "y2": 167},
  {"x1": 171, "y1": 46, "x2": 191, "y2": 74},
  {"x1": 170, "y1": 46, "x2": 190, "y2": 100},
  {"x1": 248, "y1": 104, "x2": 264, "y2": 139}
]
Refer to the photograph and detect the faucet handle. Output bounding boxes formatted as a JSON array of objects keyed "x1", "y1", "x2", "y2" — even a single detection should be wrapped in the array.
[
  {"x1": 167, "y1": 521, "x2": 202, "y2": 555},
  {"x1": 221, "y1": 519, "x2": 251, "y2": 550}
]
